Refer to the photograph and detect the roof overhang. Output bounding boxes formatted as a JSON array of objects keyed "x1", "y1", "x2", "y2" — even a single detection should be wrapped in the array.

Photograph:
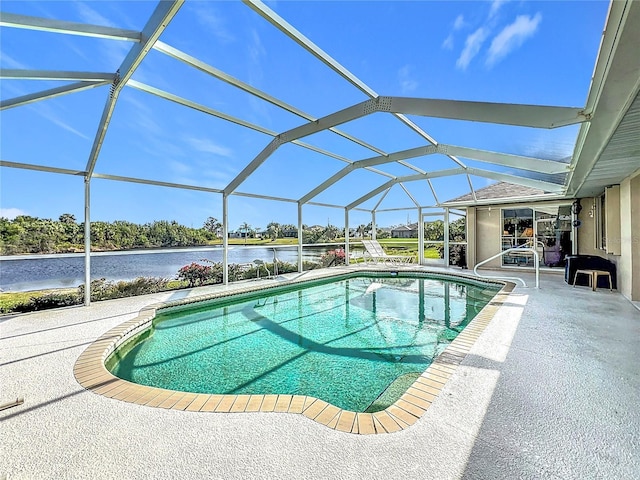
[{"x1": 566, "y1": 0, "x2": 640, "y2": 198}]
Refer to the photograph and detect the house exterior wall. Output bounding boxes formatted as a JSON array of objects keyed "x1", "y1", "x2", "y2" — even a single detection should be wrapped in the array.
[
  {"x1": 620, "y1": 172, "x2": 640, "y2": 301},
  {"x1": 466, "y1": 207, "x2": 476, "y2": 268},
  {"x1": 571, "y1": 172, "x2": 639, "y2": 301},
  {"x1": 475, "y1": 207, "x2": 502, "y2": 268},
  {"x1": 459, "y1": 176, "x2": 639, "y2": 299}
]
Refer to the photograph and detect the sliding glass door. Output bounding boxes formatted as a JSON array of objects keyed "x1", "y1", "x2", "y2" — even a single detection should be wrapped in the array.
[{"x1": 501, "y1": 205, "x2": 572, "y2": 268}]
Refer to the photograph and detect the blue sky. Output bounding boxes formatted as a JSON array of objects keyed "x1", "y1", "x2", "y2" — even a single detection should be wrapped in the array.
[{"x1": 0, "y1": 0, "x2": 609, "y2": 231}]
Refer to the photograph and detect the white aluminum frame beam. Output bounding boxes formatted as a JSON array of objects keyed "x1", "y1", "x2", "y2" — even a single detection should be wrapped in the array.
[
  {"x1": 242, "y1": 0, "x2": 440, "y2": 148},
  {"x1": 0, "y1": 159, "x2": 353, "y2": 207},
  {"x1": 0, "y1": 69, "x2": 115, "y2": 82},
  {"x1": 299, "y1": 141, "x2": 562, "y2": 204},
  {"x1": 226, "y1": 95, "x2": 584, "y2": 195},
  {"x1": 153, "y1": 41, "x2": 387, "y2": 157},
  {"x1": 436, "y1": 144, "x2": 569, "y2": 174},
  {"x1": 242, "y1": 0, "x2": 443, "y2": 174},
  {"x1": 348, "y1": 168, "x2": 465, "y2": 209},
  {"x1": 0, "y1": 12, "x2": 142, "y2": 42},
  {"x1": 127, "y1": 80, "x2": 394, "y2": 179},
  {"x1": 85, "y1": 1, "x2": 183, "y2": 178},
  {"x1": 465, "y1": 175, "x2": 478, "y2": 203},
  {"x1": 0, "y1": 160, "x2": 84, "y2": 176},
  {"x1": 347, "y1": 165, "x2": 564, "y2": 210},
  {"x1": 389, "y1": 97, "x2": 587, "y2": 129},
  {"x1": 1, "y1": 81, "x2": 110, "y2": 110},
  {"x1": 427, "y1": 179, "x2": 440, "y2": 205},
  {"x1": 399, "y1": 183, "x2": 420, "y2": 208}
]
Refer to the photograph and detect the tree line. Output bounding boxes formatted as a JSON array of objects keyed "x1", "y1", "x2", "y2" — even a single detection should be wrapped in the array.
[
  {"x1": 0, "y1": 214, "x2": 466, "y2": 256},
  {"x1": 0, "y1": 214, "x2": 217, "y2": 255}
]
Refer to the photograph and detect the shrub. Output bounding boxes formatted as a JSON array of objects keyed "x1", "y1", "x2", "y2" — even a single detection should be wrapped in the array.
[
  {"x1": 177, "y1": 262, "x2": 220, "y2": 287},
  {"x1": 320, "y1": 249, "x2": 346, "y2": 267},
  {"x1": 28, "y1": 292, "x2": 81, "y2": 310},
  {"x1": 77, "y1": 277, "x2": 171, "y2": 301}
]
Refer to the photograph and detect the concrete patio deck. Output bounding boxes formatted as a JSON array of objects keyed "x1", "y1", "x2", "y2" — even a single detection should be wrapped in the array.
[{"x1": 1, "y1": 267, "x2": 638, "y2": 479}]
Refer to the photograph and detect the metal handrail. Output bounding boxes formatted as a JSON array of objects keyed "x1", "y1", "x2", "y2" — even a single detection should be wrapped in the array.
[{"x1": 473, "y1": 247, "x2": 539, "y2": 288}]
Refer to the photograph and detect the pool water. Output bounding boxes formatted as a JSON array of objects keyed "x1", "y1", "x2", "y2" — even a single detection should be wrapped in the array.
[{"x1": 109, "y1": 274, "x2": 499, "y2": 412}]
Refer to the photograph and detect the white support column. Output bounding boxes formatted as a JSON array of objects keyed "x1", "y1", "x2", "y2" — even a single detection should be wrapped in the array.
[
  {"x1": 444, "y1": 207, "x2": 450, "y2": 267},
  {"x1": 344, "y1": 208, "x2": 350, "y2": 266},
  {"x1": 371, "y1": 211, "x2": 376, "y2": 240},
  {"x1": 222, "y1": 194, "x2": 229, "y2": 285},
  {"x1": 297, "y1": 202, "x2": 303, "y2": 273},
  {"x1": 83, "y1": 177, "x2": 91, "y2": 306},
  {"x1": 418, "y1": 207, "x2": 424, "y2": 265}
]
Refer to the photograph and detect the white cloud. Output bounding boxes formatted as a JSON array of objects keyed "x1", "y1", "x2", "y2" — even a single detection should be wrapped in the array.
[
  {"x1": 0, "y1": 51, "x2": 28, "y2": 69},
  {"x1": 73, "y1": 2, "x2": 130, "y2": 70},
  {"x1": 456, "y1": 27, "x2": 489, "y2": 70},
  {"x1": 168, "y1": 160, "x2": 192, "y2": 175},
  {"x1": 398, "y1": 65, "x2": 418, "y2": 93},
  {"x1": 0, "y1": 208, "x2": 28, "y2": 219},
  {"x1": 486, "y1": 13, "x2": 542, "y2": 67},
  {"x1": 442, "y1": 14, "x2": 466, "y2": 50},
  {"x1": 184, "y1": 137, "x2": 233, "y2": 157},
  {"x1": 29, "y1": 104, "x2": 91, "y2": 140},
  {"x1": 489, "y1": 0, "x2": 509, "y2": 19},
  {"x1": 442, "y1": 34, "x2": 454, "y2": 51},
  {"x1": 190, "y1": 3, "x2": 234, "y2": 43},
  {"x1": 248, "y1": 29, "x2": 266, "y2": 64},
  {"x1": 75, "y1": 2, "x2": 117, "y2": 28}
]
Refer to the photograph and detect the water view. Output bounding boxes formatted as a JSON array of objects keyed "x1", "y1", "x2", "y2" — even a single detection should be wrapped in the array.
[{"x1": 0, "y1": 245, "x2": 331, "y2": 292}]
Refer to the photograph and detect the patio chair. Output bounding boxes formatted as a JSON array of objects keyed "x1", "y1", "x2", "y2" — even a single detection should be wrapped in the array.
[{"x1": 361, "y1": 240, "x2": 414, "y2": 264}]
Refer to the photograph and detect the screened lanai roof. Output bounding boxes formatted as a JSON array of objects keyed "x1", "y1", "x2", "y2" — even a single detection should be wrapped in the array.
[{"x1": 1, "y1": 0, "x2": 639, "y2": 226}]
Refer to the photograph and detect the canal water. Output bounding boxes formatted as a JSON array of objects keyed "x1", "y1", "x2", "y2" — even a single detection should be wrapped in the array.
[{"x1": 0, "y1": 245, "x2": 332, "y2": 292}]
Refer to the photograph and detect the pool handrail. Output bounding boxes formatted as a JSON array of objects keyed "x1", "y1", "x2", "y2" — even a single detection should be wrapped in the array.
[{"x1": 473, "y1": 247, "x2": 539, "y2": 288}]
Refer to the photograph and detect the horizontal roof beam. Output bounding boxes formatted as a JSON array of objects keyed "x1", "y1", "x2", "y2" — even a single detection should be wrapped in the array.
[
  {"x1": 0, "y1": 12, "x2": 142, "y2": 42},
  {"x1": 92, "y1": 173, "x2": 222, "y2": 193},
  {"x1": 388, "y1": 97, "x2": 588, "y2": 129},
  {"x1": 347, "y1": 168, "x2": 465, "y2": 209},
  {"x1": 0, "y1": 69, "x2": 115, "y2": 82},
  {"x1": 0, "y1": 81, "x2": 109, "y2": 110},
  {"x1": 298, "y1": 145, "x2": 439, "y2": 204},
  {"x1": 154, "y1": 41, "x2": 387, "y2": 157},
  {"x1": 437, "y1": 144, "x2": 569, "y2": 174},
  {"x1": 0, "y1": 160, "x2": 84, "y2": 176},
  {"x1": 128, "y1": 80, "x2": 393, "y2": 180}
]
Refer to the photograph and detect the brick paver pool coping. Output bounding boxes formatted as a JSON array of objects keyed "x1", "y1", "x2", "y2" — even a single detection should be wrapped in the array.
[{"x1": 74, "y1": 269, "x2": 514, "y2": 435}]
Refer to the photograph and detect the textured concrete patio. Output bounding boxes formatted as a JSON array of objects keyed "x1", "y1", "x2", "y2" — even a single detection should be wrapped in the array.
[{"x1": 2, "y1": 267, "x2": 638, "y2": 479}]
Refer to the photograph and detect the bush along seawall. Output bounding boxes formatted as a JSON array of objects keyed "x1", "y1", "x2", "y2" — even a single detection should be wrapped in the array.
[{"x1": 0, "y1": 250, "x2": 348, "y2": 315}]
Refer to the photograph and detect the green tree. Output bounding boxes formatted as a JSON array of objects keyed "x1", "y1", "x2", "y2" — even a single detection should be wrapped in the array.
[
  {"x1": 239, "y1": 222, "x2": 251, "y2": 245},
  {"x1": 203, "y1": 217, "x2": 222, "y2": 237},
  {"x1": 266, "y1": 221, "x2": 280, "y2": 241}
]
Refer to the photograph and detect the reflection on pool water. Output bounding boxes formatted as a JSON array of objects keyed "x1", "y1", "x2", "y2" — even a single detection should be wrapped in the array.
[{"x1": 108, "y1": 273, "x2": 500, "y2": 412}]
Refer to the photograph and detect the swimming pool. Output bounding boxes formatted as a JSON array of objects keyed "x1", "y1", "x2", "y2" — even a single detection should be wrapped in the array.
[{"x1": 105, "y1": 272, "x2": 500, "y2": 413}]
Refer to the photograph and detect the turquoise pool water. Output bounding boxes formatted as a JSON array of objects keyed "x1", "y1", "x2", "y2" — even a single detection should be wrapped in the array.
[{"x1": 109, "y1": 273, "x2": 500, "y2": 412}]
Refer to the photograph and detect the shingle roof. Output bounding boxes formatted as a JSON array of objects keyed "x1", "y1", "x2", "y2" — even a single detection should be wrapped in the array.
[{"x1": 444, "y1": 182, "x2": 546, "y2": 203}]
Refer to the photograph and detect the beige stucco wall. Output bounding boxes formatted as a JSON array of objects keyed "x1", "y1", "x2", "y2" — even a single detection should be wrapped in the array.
[
  {"x1": 575, "y1": 171, "x2": 640, "y2": 301},
  {"x1": 475, "y1": 206, "x2": 502, "y2": 268},
  {"x1": 577, "y1": 197, "x2": 599, "y2": 256},
  {"x1": 619, "y1": 172, "x2": 640, "y2": 301}
]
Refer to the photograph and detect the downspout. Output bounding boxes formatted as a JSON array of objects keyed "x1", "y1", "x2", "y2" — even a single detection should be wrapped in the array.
[
  {"x1": 83, "y1": 176, "x2": 91, "y2": 306},
  {"x1": 222, "y1": 193, "x2": 229, "y2": 285}
]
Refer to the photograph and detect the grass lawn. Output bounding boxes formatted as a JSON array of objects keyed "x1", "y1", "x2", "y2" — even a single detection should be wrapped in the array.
[{"x1": 0, "y1": 288, "x2": 77, "y2": 314}]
